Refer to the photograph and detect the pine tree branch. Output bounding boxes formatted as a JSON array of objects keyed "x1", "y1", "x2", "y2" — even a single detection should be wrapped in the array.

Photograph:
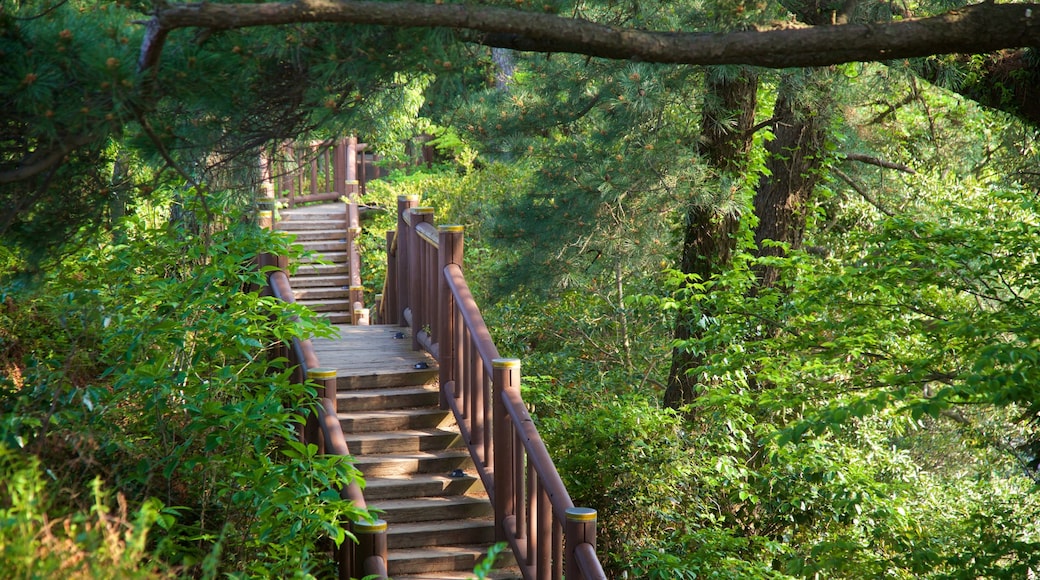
[
  {"x1": 832, "y1": 166, "x2": 895, "y2": 216},
  {"x1": 143, "y1": 1, "x2": 1040, "y2": 72},
  {"x1": 845, "y1": 153, "x2": 917, "y2": 174},
  {"x1": 0, "y1": 134, "x2": 97, "y2": 184}
]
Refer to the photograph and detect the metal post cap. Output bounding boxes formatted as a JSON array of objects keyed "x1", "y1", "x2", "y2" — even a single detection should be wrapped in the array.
[
  {"x1": 354, "y1": 519, "x2": 388, "y2": 533},
  {"x1": 566, "y1": 507, "x2": 598, "y2": 522},
  {"x1": 439, "y1": 224, "x2": 464, "y2": 233},
  {"x1": 413, "y1": 206, "x2": 435, "y2": 215},
  {"x1": 398, "y1": 195, "x2": 420, "y2": 202},
  {"x1": 307, "y1": 368, "x2": 337, "y2": 379},
  {"x1": 492, "y1": 358, "x2": 521, "y2": 368}
]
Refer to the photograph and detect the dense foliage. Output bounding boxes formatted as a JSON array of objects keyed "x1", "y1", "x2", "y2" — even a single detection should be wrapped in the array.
[
  {"x1": 3, "y1": 0, "x2": 1040, "y2": 577},
  {"x1": 1, "y1": 189, "x2": 367, "y2": 577}
]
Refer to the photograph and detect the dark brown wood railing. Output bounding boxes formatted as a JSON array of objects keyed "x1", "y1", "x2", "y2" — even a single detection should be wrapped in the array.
[
  {"x1": 382, "y1": 196, "x2": 608, "y2": 580},
  {"x1": 259, "y1": 138, "x2": 366, "y2": 321},
  {"x1": 259, "y1": 257, "x2": 389, "y2": 580},
  {"x1": 261, "y1": 137, "x2": 378, "y2": 207}
]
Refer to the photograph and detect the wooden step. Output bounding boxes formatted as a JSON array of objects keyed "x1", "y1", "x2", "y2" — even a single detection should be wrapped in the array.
[
  {"x1": 363, "y1": 473, "x2": 482, "y2": 501},
  {"x1": 288, "y1": 274, "x2": 351, "y2": 289},
  {"x1": 339, "y1": 408, "x2": 453, "y2": 432},
  {"x1": 336, "y1": 368, "x2": 438, "y2": 391},
  {"x1": 298, "y1": 240, "x2": 349, "y2": 253},
  {"x1": 287, "y1": 229, "x2": 347, "y2": 242},
  {"x1": 319, "y1": 312, "x2": 352, "y2": 324},
  {"x1": 337, "y1": 385, "x2": 440, "y2": 412},
  {"x1": 345, "y1": 428, "x2": 461, "y2": 454},
  {"x1": 352, "y1": 450, "x2": 473, "y2": 477},
  {"x1": 387, "y1": 545, "x2": 517, "y2": 577},
  {"x1": 294, "y1": 262, "x2": 349, "y2": 275},
  {"x1": 387, "y1": 519, "x2": 495, "y2": 549},
  {"x1": 392, "y1": 570, "x2": 522, "y2": 580},
  {"x1": 374, "y1": 496, "x2": 493, "y2": 524},
  {"x1": 278, "y1": 206, "x2": 347, "y2": 222},
  {"x1": 296, "y1": 298, "x2": 352, "y2": 313},
  {"x1": 275, "y1": 218, "x2": 346, "y2": 231},
  {"x1": 296, "y1": 251, "x2": 349, "y2": 264},
  {"x1": 293, "y1": 287, "x2": 350, "y2": 301}
]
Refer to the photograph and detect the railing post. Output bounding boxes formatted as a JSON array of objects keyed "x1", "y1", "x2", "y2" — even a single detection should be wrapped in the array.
[
  {"x1": 396, "y1": 196, "x2": 419, "y2": 327},
  {"x1": 346, "y1": 136, "x2": 358, "y2": 185},
  {"x1": 438, "y1": 225, "x2": 464, "y2": 408},
  {"x1": 565, "y1": 507, "x2": 598, "y2": 580},
  {"x1": 333, "y1": 138, "x2": 346, "y2": 198},
  {"x1": 350, "y1": 285, "x2": 365, "y2": 325},
  {"x1": 306, "y1": 368, "x2": 337, "y2": 455},
  {"x1": 352, "y1": 519, "x2": 388, "y2": 580},
  {"x1": 309, "y1": 141, "x2": 320, "y2": 198},
  {"x1": 493, "y1": 358, "x2": 520, "y2": 543},
  {"x1": 384, "y1": 230, "x2": 398, "y2": 325},
  {"x1": 408, "y1": 207, "x2": 435, "y2": 351}
]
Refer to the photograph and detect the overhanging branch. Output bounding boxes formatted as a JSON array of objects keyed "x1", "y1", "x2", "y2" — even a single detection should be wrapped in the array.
[{"x1": 144, "y1": 1, "x2": 1040, "y2": 71}]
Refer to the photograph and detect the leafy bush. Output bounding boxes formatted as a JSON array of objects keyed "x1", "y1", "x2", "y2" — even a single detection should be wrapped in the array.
[{"x1": 0, "y1": 188, "x2": 367, "y2": 576}]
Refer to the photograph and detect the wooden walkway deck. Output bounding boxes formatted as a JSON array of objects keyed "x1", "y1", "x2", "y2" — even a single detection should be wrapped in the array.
[
  {"x1": 311, "y1": 325, "x2": 438, "y2": 390},
  {"x1": 308, "y1": 325, "x2": 520, "y2": 578}
]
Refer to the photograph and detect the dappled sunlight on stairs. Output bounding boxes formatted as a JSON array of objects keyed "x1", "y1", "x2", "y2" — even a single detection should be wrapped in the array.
[
  {"x1": 275, "y1": 203, "x2": 354, "y2": 324},
  {"x1": 315, "y1": 325, "x2": 521, "y2": 579}
]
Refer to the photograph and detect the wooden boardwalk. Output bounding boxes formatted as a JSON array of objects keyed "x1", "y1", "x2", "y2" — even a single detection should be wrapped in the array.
[
  {"x1": 307, "y1": 324, "x2": 519, "y2": 578},
  {"x1": 311, "y1": 325, "x2": 438, "y2": 390}
]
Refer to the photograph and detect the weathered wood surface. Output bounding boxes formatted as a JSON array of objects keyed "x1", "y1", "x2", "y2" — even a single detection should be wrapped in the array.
[{"x1": 311, "y1": 325, "x2": 438, "y2": 390}]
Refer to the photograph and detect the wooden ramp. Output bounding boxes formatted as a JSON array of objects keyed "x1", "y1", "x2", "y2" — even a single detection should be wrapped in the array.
[{"x1": 313, "y1": 325, "x2": 520, "y2": 579}]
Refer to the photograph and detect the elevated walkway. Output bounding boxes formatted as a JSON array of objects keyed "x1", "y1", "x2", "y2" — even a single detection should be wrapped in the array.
[
  {"x1": 312, "y1": 325, "x2": 520, "y2": 578},
  {"x1": 262, "y1": 179, "x2": 607, "y2": 579}
]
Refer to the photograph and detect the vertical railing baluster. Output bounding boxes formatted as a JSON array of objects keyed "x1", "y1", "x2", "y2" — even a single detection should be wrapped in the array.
[
  {"x1": 515, "y1": 424, "x2": 526, "y2": 544},
  {"x1": 409, "y1": 207, "x2": 433, "y2": 347},
  {"x1": 537, "y1": 484, "x2": 551, "y2": 580},
  {"x1": 493, "y1": 359, "x2": 517, "y2": 543},
  {"x1": 309, "y1": 141, "x2": 319, "y2": 198},
  {"x1": 385, "y1": 230, "x2": 397, "y2": 325},
  {"x1": 552, "y1": 517, "x2": 563, "y2": 579},
  {"x1": 396, "y1": 196, "x2": 417, "y2": 325},
  {"x1": 526, "y1": 460, "x2": 535, "y2": 566}
]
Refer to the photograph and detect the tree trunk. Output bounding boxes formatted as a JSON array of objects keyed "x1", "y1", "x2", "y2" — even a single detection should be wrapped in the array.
[
  {"x1": 664, "y1": 68, "x2": 758, "y2": 409},
  {"x1": 752, "y1": 72, "x2": 832, "y2": 290}
]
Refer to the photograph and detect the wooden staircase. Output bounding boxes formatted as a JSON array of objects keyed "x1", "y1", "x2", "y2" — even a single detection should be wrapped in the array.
[
  {"x1": 275, "y1": 203, "x2": 353, "y2": 324},
  {"x1": 318, "y1": 327, "x2": 520, "y2": 579}
]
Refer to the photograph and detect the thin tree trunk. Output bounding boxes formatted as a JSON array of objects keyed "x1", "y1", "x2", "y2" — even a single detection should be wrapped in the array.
[{"x1": 664, "y1": 68, "x2": 758, "y2": 409}]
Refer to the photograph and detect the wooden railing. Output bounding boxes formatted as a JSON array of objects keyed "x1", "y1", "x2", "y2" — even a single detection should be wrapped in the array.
[
  {"x1": 382, "y1": 196, "x2": 608, "y2": 580},
  {"x1": 260, "y1": 136, "x2": 379, "y2": 207},
  {"x1": 259, "y1": 138, "x2": 366, "y2": 322},
  {"x1": 259, "y1": 255, "x2": 388, "y2": 580}
]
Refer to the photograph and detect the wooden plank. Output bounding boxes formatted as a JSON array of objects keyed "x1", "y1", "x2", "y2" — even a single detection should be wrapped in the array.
[{"x1": 310, "y1": 325, "x2": 437, "y2": 381}]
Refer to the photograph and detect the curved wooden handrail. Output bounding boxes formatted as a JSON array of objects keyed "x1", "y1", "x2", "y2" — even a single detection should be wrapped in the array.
[
  {"x1": 444, "y1": 264, "x2": 500, "y2": 375},
  {"x1": 574, "y1": 544, "x2": 606, "y2": 580},
  {"x1": 389, "y1": 207, "x2": 609, "y2": 580},
  {"x1": 318, "y1": 397, "x2": 367, "y2": 510},
  {"x1": 263, "y1": 265, "x2": 387, "y2": 580}
]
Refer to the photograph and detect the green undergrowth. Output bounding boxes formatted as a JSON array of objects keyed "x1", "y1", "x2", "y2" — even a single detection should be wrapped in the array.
[{"x1": 1, "y1": 188, "x2": 368, "y2": 577}]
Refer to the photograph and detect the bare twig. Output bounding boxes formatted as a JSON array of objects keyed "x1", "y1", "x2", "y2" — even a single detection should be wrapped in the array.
[
  {"x1": 832, "y1": 166, "x2": 895, "y2": 216},
  {"x1": 845, "y1": 152, "x2": 917, "y2": 174}
]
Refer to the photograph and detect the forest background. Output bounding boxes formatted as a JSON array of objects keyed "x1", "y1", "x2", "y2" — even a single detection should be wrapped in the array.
[{"x1": 2, "y1": 0, "x2": 1040, "y2": 577}]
